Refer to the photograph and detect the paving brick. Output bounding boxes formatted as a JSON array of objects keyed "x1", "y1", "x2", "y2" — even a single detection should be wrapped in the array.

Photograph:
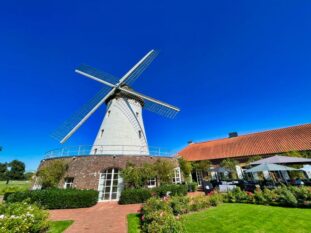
[{"x1": 49, "y1": 202, "x2": 142, "y2": 233}]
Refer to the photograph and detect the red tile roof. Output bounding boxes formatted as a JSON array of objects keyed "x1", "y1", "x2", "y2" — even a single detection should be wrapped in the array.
[{"x1": 179, "y1": 123, "x2": 311, "y2": 161}]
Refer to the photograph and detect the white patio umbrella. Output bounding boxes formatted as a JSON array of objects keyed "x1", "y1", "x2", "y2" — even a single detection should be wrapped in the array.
[
  {"x1": 245, "y1": 163, "x2": 298, "y2": 173},
  {"x1": 250, "y1": 155, "x2": 311, "y2": 165},
  {"x1": 245, "y1": 163, "x2": 298, "y2": 185}
]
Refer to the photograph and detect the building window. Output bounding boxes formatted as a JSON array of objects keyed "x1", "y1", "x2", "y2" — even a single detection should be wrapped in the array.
[
  {"x1": 173, "y1": 167, "x2": 182, "y2": 184},
  {"x1": 94, "y1": 148, "x2": 98, "y2": 155},
  {"x1": 107, "y1": 110, "x2": 111, "y2": 117},
  {"x1": 195, "y1": 169, "x2": 203, "y2": 186},
  {"x1": 64, "y1": 177, "x2": 74, "y2": 189},
  {"x1": 147, "y1": 178, "x2": 157, "y2": 188},
  {"x1": 138, "y1": 130, "x2": 142, "y2": 139},
  {"x1": 136, "y1": 112, "x2": 139, "y2": 117},
  {"x1": 100, "y1": 129, "x2": 104, "y2": 138},
  {"x1": 98, "y1": 168, "x2": 122, "y2": 201}
]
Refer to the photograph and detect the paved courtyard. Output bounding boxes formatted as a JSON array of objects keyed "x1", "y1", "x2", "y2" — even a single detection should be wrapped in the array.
[{"x1": 49, "y1": 202, "x2": 142, "y2": 233}]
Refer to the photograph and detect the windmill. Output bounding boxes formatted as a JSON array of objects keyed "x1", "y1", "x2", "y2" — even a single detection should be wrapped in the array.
[{"x1": 53, "y1": 50, "x2": 180, "y2": 155}]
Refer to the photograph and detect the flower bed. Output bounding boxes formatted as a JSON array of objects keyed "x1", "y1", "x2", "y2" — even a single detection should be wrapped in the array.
[
  {"x1": 224, "y1": 185, "x2": 311, "y2": 207},
  {"x1": 139, "y1": 193, "x2": 223, "y2": 233}
]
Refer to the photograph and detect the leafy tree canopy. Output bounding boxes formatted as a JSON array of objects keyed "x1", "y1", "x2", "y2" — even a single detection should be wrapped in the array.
[
  {"x1": 37, "y1": 160, "x2": 68, "y2": 188},
  {"x1": 8, "y1": 160, "x2": 25, "y2": 180},
  {"x1": 178, "y1": 157, "x2": 192, "y2": 183}
]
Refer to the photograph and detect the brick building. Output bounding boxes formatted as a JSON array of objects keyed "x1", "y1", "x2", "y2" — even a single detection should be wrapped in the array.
[
  {"x1": 179, "y1": 123, "x2": 311, "y2": 184},
  {"x1": 37, "y1": 155, "x2": 180, "y2": 201}
]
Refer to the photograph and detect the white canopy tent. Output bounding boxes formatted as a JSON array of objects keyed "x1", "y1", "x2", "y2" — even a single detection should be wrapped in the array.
[{"x1": 250, "y1": 155, "x2": 311, "y2": 165}]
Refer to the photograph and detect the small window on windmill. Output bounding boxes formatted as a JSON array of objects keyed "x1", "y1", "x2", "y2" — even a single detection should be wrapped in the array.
[
  {"x1": 136, "y1": 112, "x2": 139, "y2": 117},
  {"x1": 138, "y1": 130, "x2": 142, "y2": 139},
  {"x1": 107, "y1": 110, "x2": 111, "y2": 117},
  {"x1": 100, "y1": 129, "x2": 104, "y2": 138},
  {"x1": 94, "y1": 148, "x2": 98, "y2": 154},
  {"x1": 64, "y1": 177, "x2": 74, "y2": 189}
]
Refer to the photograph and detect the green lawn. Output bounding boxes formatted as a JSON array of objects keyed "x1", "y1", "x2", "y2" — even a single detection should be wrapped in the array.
[
  {"x1": 0, "y1": 180, "x2": 31, "y2": 195},
  {"x1": 128, "y1": 204, "x2": 311, "y2": 233},
  {"x1": 49, "y1": 220, "x2": 74, "y2": 233},
  {"x1": 183, "y1": 204, "x2": 311, "y2": 233},
  {"x1": 128, "y1": 213, "x2": 141, "y2": 233}
]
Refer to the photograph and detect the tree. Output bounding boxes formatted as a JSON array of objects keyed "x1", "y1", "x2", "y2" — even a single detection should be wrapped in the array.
[
  {"x1": 286, "y1": 150, "x2": 311, "y2": 158},
  {"x1": 0, "y1": 163, "x2": 7, "y2": 180},
  {"x1": 178, "y1": 158, "x2": 192, "y2": 183},
  {"x1": 191, "y1": 160, "x2": 211, "y2": 171},
  {"x1": 220, "y1": 158, "x2": 239, "y2": 180},
  {"x1": 24, "y1": 171, "x2": 35, "y2": 181},
  {"x1": 37, "y1": 160, "x2": 68, "y2": 188},
  {"x1": 153, "y1": 159, "x2": 175, "y2": 186},
  {"x1": 9, "y1": 160, "x2": 25, "y2": 180},
  {"x1": 121, "y1": 162, "x2": 157, "y2": 189}
]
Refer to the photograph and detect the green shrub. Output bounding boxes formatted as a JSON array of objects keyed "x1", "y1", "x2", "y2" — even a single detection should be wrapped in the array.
[
  {"x1": 142, "y1": 210, "x2": 185, "y2": 233},
  {"x1": 119, "y1": 188, "x2": 152, "y2": 204},
  {"x1": 154, "y1": 184, "x2": 188, "y2": 197},
  {"x1": 142, "y1": 197, "x2": 172, "y2": 216},
  {"x1": 253, "y1": 190, "x2": 267, "y2": 205},
  {"x1": 288, "y1": 186, "x2": 311, "y2": 206},
  {"x1": 0, "y1": 201, "x2": 49, "y2": 233},
  {"x1": 187, "y1": 182, "x2": 197, "y2": 192},
  {"x1": 208, "y1": 193, "x2": 223, "y2": 206},
  {"x1": 190, "y1": 195, "x2": 211, "y2": 211},
  {"x1": 262, "y1": 188, "x2": 278, "y2": 204},
  {"x1": 225, "y1": 187, "x2": 250, "y2": 203},
  {"x1": 6, "y1": 189, "x2": 98, "y2": 209},
  {"x1": 275, "y1": 186, "x2": 298, "y2": 207},
  {"x1": 169, "y1": 196, "x2": 190, "y2": 215}
]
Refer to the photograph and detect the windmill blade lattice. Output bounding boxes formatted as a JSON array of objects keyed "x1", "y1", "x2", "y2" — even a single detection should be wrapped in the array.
[
  {"x1": 76, "y1": 64, "x2": 120, "y2": 85},
  {"x1": 123, "y1": 50, "x2": 159, "y2": 86},
  {"x1": 143, "y1": 99, "x2": 179, "y2": 119},
  {"x1": 121, "y1": 89, "x2": 179, "y2": 119},
  {"x1": 52, "y1": 86, "x2": 113, "y2": 142}
]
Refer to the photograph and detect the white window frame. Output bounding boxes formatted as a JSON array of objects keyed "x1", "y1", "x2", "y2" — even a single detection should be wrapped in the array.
[
  {"x1": 173, "y1": 167, "x2": 182, "y2": 184},
  {"x1": 196, "y1": 169, "x2": 203, "y2": 186},
  {"x1": 64, "y1": 177, "x2": 74, "y2": 189},
  {"x1": 147, "y1": 178, "x2": 157, "y2": 188},
  {"x1": 98, "y1": 168, "x2": 123, "y2": 201}
]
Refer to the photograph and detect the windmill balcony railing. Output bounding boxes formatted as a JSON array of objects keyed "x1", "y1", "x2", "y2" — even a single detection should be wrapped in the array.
[{"x1": 44, "y1": 145, "x2": 176, "y2": 159}]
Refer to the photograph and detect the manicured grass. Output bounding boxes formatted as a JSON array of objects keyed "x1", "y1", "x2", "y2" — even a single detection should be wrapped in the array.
[
  {"x1": 49, "y1": 220, "x2": 74, "y2": 233},
  {"x1": 183, "y1": 204, "x2": 311, "y2": 233},
  {"x1": 0, "y1": 180, "x2": 31, "y2": 195},
  {"x1": 128, "y1": 204, "x2": 311, "y2": 233},
  {"x1": 128, "y1": 213, "x2": 141, "y2": 233}
]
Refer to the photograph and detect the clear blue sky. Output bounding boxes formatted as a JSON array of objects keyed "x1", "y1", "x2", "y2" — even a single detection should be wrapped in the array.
[{"x1": 1, "y1": 1, "x2": 310, "y2": 171}]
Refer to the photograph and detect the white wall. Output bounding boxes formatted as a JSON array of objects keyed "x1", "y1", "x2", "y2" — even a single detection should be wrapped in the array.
[{"x1": 91, "y1": 97, "x2": 149, "y2": 155}]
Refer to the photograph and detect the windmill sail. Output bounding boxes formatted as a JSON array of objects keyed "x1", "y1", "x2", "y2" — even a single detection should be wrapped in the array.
[
  {"x1": 120, "y1": 87, "x2": 180, "y2": 118},
  {"x1": 75, "y1": 65, "x2": 119, "y2": 87},
  {"x1": 122, "y1": 50, "x2": 159, "y2": 86},
  {"x1": 52, "y1": 86, "x2": 114, "y2": 143}
]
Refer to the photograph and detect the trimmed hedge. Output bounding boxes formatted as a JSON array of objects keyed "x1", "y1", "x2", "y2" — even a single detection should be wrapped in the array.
[
  {"x1": 119, "y1": 188, "x2": 152, "y2": 204},
  {"x1": 6, "y1": 189, "x2": 98, "y2": 209},
  {"x1": 154, "y1": 184, "x2": 188, "y2": 197},
  {"x1": 119, "y1": 184, "x2": 188, "y2": 205}
]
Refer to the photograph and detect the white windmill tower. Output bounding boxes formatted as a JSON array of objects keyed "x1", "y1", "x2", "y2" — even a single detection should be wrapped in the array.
[{"x1": 53, "y1": 50, "x2": 180, "y2": 156}]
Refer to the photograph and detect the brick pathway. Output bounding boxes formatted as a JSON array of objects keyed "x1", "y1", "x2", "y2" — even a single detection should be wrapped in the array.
[{"x1": 49, "y1": 202, "x2": 142, "y2": 233}]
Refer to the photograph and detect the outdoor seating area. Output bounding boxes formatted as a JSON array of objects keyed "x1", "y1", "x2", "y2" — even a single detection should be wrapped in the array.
[{"x1": 198, "y1": 155, "x2": 311, "y2": 195}]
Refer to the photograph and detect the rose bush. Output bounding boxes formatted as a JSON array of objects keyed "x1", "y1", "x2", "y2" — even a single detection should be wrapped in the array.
[{"x1": 0, "y1": 201, "x2": 49, "y2": 233}]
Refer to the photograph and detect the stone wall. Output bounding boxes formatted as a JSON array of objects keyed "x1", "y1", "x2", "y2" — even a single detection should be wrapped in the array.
[{"x1": 38, "y1": 155, "x2": 178, "y2": 190}]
